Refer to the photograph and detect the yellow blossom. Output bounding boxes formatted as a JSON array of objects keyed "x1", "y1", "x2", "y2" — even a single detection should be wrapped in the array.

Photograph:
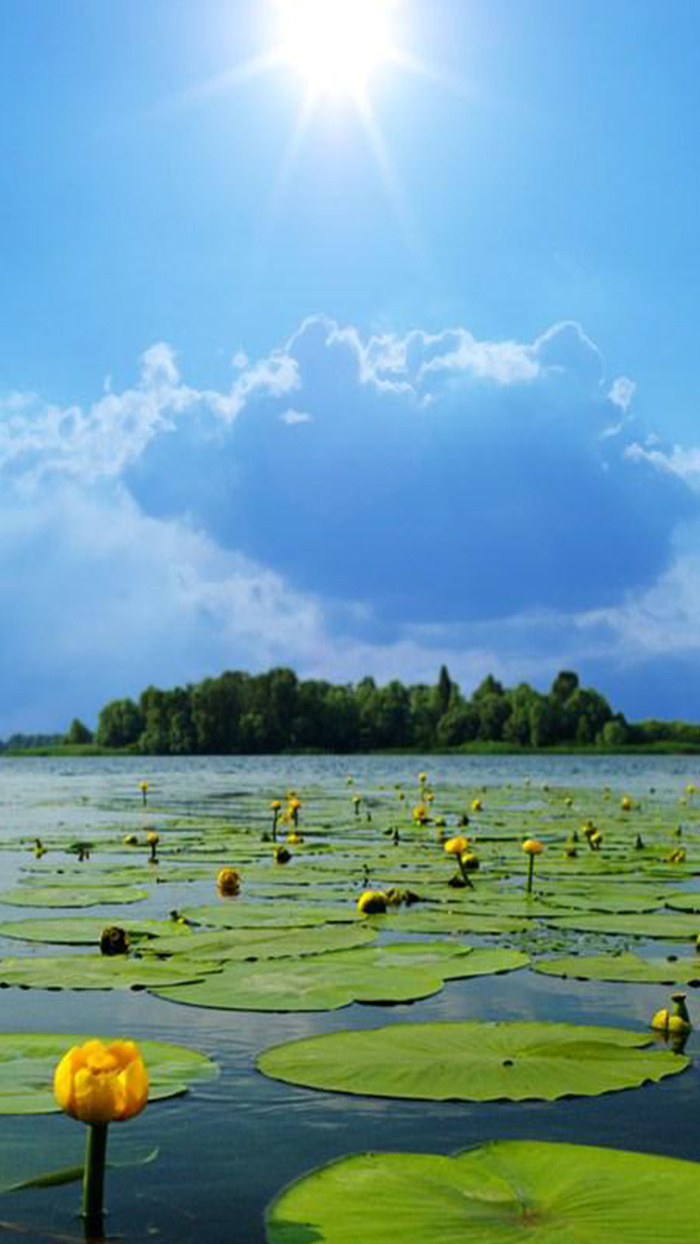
[
  {"x1": 54, "y1": 1039, "x2": 148, "y2": 1125},
  {"x1": 217, "y1": 867, "x2": 241, "y2": 896},
  {"x1": 444, "y1": 835, "x2": 470, "y2": 856},
  {"x1": 357, "y1": 890, "x2": 388, "y2": 915},
  {"x1": 522, "y1": 838, "x2": 544, "y2": 855}
]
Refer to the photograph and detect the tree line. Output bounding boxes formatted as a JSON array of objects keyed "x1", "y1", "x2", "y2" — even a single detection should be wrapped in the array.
[{"x1": 45, "y1": 667, "x2": 700, "y2": 754}]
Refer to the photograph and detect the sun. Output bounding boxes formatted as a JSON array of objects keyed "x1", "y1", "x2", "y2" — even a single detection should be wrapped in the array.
[{"x1": 274, "y1": 0, "x2": 397, "y2": 99}]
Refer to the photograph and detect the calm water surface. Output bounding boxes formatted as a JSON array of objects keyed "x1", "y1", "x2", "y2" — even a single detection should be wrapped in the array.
[{"x1": 0, "y1": 754, "x2": 699, "y2": 1243}]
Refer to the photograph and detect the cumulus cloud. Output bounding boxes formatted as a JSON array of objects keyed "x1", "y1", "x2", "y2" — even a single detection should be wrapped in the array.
[
  {"x1": 3, "y1": 313, "x2": 700, "y2": 728},
  {"x1": 123, "y1": 315, "x2": 694, "y2": 628}
]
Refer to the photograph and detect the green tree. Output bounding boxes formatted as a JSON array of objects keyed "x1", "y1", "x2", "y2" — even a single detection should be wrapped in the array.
[
  {"x1": 65, "y1": 718, "x2": 93, "y2": 745},
  {"x1": 435, "y1": 665, "x2": 454, "y2": 717},
  {"x1": 550, "y1": 670, "x2": 580, "y2": 702},
  {"x1": 96, "y1": 699, "x2": 143, "y2": 748}
]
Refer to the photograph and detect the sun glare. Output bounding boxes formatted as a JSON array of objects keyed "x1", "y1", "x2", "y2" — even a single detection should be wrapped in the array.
[{"x1": 275, "y1": 0, "x2": 396, "y2": 98}]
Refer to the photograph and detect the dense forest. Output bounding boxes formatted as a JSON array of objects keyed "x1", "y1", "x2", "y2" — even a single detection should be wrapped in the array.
[{"x1": 6, "y1": 667, "x2": 694, "y2": 755}]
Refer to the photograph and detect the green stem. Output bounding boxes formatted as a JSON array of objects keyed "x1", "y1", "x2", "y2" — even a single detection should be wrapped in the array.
[
  {"x1": 83, "y1": 1122, "x2": 108, "y2": 1237},
  {"x1": 526, "y1": 854, "x2": 535, "y2": 894},
  {"x1": 457, "y1": 855, "x2": 474, "y2": 889}
]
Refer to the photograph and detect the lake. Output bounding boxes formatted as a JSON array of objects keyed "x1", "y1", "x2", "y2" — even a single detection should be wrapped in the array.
[{"x1": 0, "y1": 753, "x2": 698, "y2": 1243}]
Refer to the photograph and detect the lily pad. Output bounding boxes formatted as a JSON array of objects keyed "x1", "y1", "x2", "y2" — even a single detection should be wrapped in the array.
[
  {"x1": 146, "y1": 922, "x2": 377, "y2": 961},
  {"x1": 180, "y1": 902, "x2": 354, "y2": 929},
  {"x1": 534, "y1": 952, "x2": 700, "y2": 985},
  {"x1": 0, "y1": 886, "x2": 148, "y2": 908},
  {"x1": 545, "y1": 913, "x2": 700, "y2": 939},
  {"x1": 266, "y1": 1140, "x2": 700, "y2": 1244},
  {"x1": 0, "y1": 1033, "x2": 218, "y2": 1114},
  {"x1": 0, "y1": 916, "x2": 195, "y2": 946},
  {"x1": 0, "y1": 955, "x2": 219, "y2": 990},
  {"x1": 258, "y1": 1020, "x2": 687, "y2": 1100},
  {"x1": 152, "y1": 944, "x2": 528, "y2": 1012}
]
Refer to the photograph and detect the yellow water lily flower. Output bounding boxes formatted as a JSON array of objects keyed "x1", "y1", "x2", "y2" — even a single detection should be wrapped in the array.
[
  {"x1": 444, "y1": 835, "x2": 470, "y2": 856},
  {"x1": 217, "y1": 867, "x2": 241, "y2": 896},
  {"x1": 651, "y1": 992, "x2": 692, "y2": 1035},
  {"x1": 471, "y1": 798, "x2": 482, "y2": 813},
  {"x1": 522, "y1": 839, "x2": 544, "y2": 855},
  {"x1": 357, "y1": 890, "x2": 387, "y2": 915},
  {"x1": 54, "y1": 1039, "x2": 148, "y2": 1125}
]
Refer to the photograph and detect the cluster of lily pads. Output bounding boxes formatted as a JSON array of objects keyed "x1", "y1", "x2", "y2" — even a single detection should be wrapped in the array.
[{"x1": 1, "y1": 771, "x2": 700, "y2": 1238}]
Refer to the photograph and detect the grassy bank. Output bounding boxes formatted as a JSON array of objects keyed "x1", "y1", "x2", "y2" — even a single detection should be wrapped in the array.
[{"x1": 4, "y1": 741, "x2": 700, "y2": 758}]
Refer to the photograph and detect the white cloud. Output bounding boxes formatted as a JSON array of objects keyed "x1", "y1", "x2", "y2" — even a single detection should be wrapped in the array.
[
  {"x1": 279, "y1": 409, "x2": 314, "y2": 424},
  {"x1": 608, "y1": 375, "x2": 637, "y2": 413},
  {"x1": 624, "y1": 442, "x2": 700, "y2": 489}
]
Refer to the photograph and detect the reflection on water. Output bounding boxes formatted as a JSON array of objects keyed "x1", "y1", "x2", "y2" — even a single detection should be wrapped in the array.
[{"x1": 0, "y1": 755, "x2": 699, "y2": 1242}]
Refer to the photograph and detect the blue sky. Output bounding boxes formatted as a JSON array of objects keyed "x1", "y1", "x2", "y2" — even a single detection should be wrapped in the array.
[{"x1": 2, "y1": 0, "x2": 700, "y2": 732}]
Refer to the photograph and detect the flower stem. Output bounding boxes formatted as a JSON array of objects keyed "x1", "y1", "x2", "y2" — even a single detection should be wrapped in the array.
[
  {"x1": 457, "y1": 855, "x2": 474, "y2": 889},
  {"x1": 526, "y1": 854, "x2": 535, "y2": 894},
  {"x1": 83, "y1": 1122, "x2": 108, "y2": 1236}
]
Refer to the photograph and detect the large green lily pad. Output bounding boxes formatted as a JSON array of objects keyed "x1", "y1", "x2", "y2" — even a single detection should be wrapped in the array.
[
  {"x1": 265, "y1": 1140, "x2": 700, "y2": 1244},
  {"x1": 0, "y1": 955, "x2": 219, "y2": 990},
  {"x1": 539, "y1": 888, "x2": 666, "y2": 914},
  {"x1": 146, "y1": 922, "x2": 377, "y2": 961},
  {"x1": 0, "y1": 1033, "x2": 218, "y2": 1114},
  {"x1": 534, "y1": 952, "x2": 700, "y2": 985},
  {"x1": 152, "y1": 944, "x2": 528, "y2": 1012},
  {"x1": 0, "y1": 916, "x2": 195, "y2": 946},
  {"x1": 364, "y1": 910, "x2": 530, "y2": 935},
  {"x1": 180, "y1": 902, "x2": 354, "y2": 930},
  {"x1": 258, "y1": 1020, "x2": 687, "y2": 1100},
  {"x1": 0, "y1": 886, "x2": 148, "y2": 909},
  {"x1": 545, "y1": 913, "x2": 700, "y2": 939}
]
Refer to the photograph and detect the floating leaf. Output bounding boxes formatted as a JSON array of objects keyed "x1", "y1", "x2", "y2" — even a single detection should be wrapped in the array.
[
  {"x1": 0, "y1": 916, "x2": 195, "y2": 946},
  {"x1": 258, "y1": 1020, "x2": 687, "y2": 1100},
  {"x1": 545, "y1": 913, "x2": 700, "y2": 939},
  {"x1": 0, "y1": 954, "x2": 219, "y2": 990},
  {"x1": 152, "y1": 944, "x2": 528, "y2": 1012},
  {"x1": 180, "y1": 902, "x2": 354, "y2": 930},
  {"x1": 0, "y1": 1034, "x2": 218, "y2": 1114},
  {"x1": 534, "y1": 952, "x2": 700, "y2": 985},
  {"x1": 266, "y1": 1140, "x2": 700, "y2": 1244},
  {"x1": 0, "y1": 886, "x2": 148, "y2": 908},
  {"x1": 147, "y1": 922, "x2": 376, "y2": 961}
]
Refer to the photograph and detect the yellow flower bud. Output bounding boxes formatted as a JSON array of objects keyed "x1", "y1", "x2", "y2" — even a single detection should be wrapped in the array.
[
  {"x1": 54, "y1": 1039, "x2": 148, "y2": 1125},
  {"x1": 444, "y1": 835, "x2": 469, "y2": 856},
  {"x1": 522, "y1": 838, "x2": 544, "y2": 855},
  {"x1": 147, "y1": 832, "x2": 159, "y2": 846},
  {"x1": 217, "y1": 867, "x2": 241, "y2": 896},
  {"x1": 357, "y1": 890, "x2": 387, "y2": 915}
]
